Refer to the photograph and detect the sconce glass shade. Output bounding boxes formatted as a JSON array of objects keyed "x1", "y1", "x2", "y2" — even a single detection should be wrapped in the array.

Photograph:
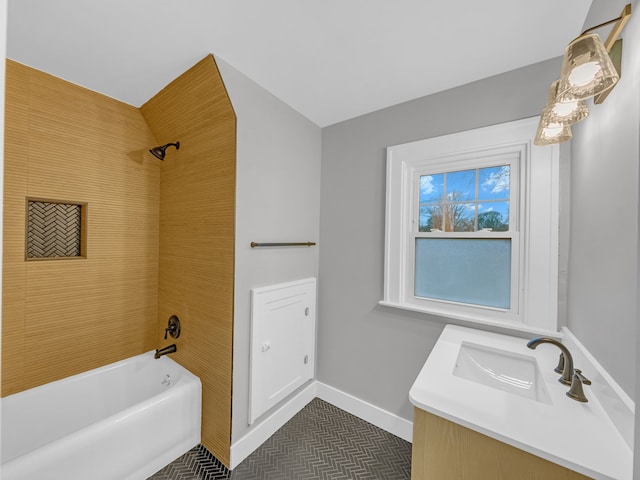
[
  {"x1": 556, "y1": 33, "x2": 619, "y2": 102},
  {"x1": 542, "y1": 81, "x2": 589, "y2": 125},
  {"x1": 534, "y1": 118, "x2": 573, "y2": 146}
]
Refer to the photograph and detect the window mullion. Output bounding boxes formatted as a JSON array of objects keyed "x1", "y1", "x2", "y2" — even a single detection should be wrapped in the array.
[{"x1": 474, "y1": 168, "x2": 479, "y2": 231}]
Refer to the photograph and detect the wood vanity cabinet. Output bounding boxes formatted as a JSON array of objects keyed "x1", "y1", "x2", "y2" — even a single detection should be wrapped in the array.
[{"x1": 411, "y1": 408, "x2": 592, "y2": 480}]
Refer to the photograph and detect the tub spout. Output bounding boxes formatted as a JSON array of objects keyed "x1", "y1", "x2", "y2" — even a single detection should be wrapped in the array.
[{"x1": 154, "y1": 344, "x2": 177, "y2": 359}]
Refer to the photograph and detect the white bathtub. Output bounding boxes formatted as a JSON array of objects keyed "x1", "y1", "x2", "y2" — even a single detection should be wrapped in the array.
[{"x1": 1, "y1": 351, "x2": 202, "y2": 480}]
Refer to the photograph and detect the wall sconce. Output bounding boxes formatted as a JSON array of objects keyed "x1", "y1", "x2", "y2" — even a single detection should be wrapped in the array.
[
  {"x1": 535, "y1": 4, "x2": 632, "y2": 146},
  {"x1": 535, "y1": 122, "x2": 573, "y2": 147}
]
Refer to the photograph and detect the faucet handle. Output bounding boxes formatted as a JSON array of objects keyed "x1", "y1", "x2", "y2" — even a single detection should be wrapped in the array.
[
  {"x1": 164, "y1": 325, "x2": 176, "y2": 339},
  {"x1": 554, "y1": 353, "x2": 565, "y2": 374},
  {"x1": 566, "y1": 371, "x2": 589, "y2": 402},
  {"x1": 574, "y1": 368, "x2": 592, "y2": 385},
  {"x1": 164, "y1": 315, "x2": 181, "y2": 340}
]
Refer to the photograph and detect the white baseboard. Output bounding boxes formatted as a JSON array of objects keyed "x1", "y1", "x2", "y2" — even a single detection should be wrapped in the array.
[
  {"x1": 229, "y1": 382, "x2": 317, "y2": 469},
  {"x1": 229, "y1": 380, "x2": 413, "y2": 469},
  {"x1": 315, "y1": 381, "x2": 413, "y2": 443}
]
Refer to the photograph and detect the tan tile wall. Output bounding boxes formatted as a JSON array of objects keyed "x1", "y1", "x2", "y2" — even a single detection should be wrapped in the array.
[
  {"x1": 3, "y1": 56, "x2": 235, "y2": 467},
  {"x1": 141, "y1": 55, "x2": 236, "y2": 466},
  {"x1": 2, "y1": 60, "x2": 160, "y2": 395}
]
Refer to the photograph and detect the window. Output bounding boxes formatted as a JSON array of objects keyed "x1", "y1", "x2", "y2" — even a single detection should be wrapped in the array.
[
  {"x1": 382, "y1": 117, "x2": 559, "y2": 333},
  {"x1": 414, "y1": 159, "x2": 517, "y2": 311}
]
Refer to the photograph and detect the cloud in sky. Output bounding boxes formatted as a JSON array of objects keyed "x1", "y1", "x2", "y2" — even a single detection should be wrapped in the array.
[
  {"x1": 482, "y1": 166, "x2": 510, "y2": 193},
  {"x1": 420, "y1": 175, "x2": 437, "y2": 194}
]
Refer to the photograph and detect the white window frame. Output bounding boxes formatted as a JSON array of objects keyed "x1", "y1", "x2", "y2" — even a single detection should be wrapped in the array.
[
  {"x1": 381, "y1": 117, "x2": 559, "y2": 333},
  {"x1": 410, "y1": 151, "x2": 521, "y2": 317}
]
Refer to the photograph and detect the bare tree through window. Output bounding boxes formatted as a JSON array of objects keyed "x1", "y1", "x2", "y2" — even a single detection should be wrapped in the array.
[{"x1": 419, "y1": 166, "x2": 509, "y2": 232}]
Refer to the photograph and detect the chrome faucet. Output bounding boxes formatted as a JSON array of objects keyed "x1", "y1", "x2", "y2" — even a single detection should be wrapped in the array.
[
  {"x1": 154, "y1": 344, "x2": 177, "y2": 359},
  {"x1": 526, "y1": 337, "x2": 574, "y2": 385}
]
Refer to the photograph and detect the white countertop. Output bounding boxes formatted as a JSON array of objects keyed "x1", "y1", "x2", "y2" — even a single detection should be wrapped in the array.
[{"x1": 409, "y1": 325, "x2": 632, "y2": 480}]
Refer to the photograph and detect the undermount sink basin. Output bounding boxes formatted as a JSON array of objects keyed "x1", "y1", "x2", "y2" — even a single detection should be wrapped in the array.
[{"x1": 453, "y1": 341, "x2": 552, "y2": 404}]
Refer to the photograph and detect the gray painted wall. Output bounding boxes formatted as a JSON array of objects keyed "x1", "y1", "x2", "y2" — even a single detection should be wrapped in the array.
[
  {"x1": 319, "y1": 57, "x2": 563, "y2": 421},
  {"x1": 636, "y1": 103, "x2": 640, "y2": 480},
  {"x1": 216, "y1": 58, "x2": 322, "y2": 442},
  {"x1": 573, "y1": 0, "x2": 640, "y2": 474},
  {"x1": 637, "y1": 12, "x2": 640, "y2": 469},
  {"x1": 637, "y1": 148, "x2": 640, "y2": 480},
  {"x1": 218, "y1": 0, "x2": 639, "y2": 466},
  {"x1": 567, "y1": 1, "x2": 639, "y2": 400}
]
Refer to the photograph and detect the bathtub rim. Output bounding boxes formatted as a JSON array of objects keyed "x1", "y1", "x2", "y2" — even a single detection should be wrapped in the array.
[{"x1": 1, "y1": 350, "x2": 202, "y2": 469}]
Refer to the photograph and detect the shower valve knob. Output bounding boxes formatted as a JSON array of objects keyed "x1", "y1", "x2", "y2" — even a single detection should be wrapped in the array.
[{"x1": 164, "y1": 315, "x2": 181, "y2": 339}]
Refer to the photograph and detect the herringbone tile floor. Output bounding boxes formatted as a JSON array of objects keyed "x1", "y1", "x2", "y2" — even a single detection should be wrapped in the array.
[{"x1": 148, "y1": 398, "x2": 412, "y2": 480}]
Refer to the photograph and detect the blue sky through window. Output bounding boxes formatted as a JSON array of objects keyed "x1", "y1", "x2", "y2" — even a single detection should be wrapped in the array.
[
  {"x1": 419, "y1": 165, "x2": 510, "y2": 232},
  {"x1": 419, "y1": 173, "x2": 444, "y2": 203}
]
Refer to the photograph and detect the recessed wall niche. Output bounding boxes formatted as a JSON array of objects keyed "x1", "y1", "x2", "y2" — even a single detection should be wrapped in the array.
[{"x1": 26, "y1": 198, "x2": 87, "y2": 260}]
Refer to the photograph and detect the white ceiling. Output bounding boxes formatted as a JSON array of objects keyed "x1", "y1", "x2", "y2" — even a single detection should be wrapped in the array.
[{"x1": 7, "y1": 0, "x2": 593, "y2": 127}]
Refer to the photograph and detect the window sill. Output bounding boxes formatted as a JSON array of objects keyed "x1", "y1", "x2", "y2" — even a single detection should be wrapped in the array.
[{"x1": 378, "y1": 300, "x2": 561, "y2": 338}]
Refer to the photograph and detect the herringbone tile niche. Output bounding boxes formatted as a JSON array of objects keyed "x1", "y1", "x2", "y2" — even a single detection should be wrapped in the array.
[{"x1": 26, "y1": 199, "x2": 87, "y2": 259}]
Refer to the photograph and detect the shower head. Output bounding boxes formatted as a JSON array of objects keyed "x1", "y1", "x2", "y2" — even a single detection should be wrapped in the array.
[{"x1": 149, "y1": 142, "x2": 180, "y2": 160}]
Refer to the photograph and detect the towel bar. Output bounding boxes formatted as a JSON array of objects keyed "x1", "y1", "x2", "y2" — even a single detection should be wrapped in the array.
[{"x1": 250, "y1": 242, "x2": 316, "y2": 248}]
